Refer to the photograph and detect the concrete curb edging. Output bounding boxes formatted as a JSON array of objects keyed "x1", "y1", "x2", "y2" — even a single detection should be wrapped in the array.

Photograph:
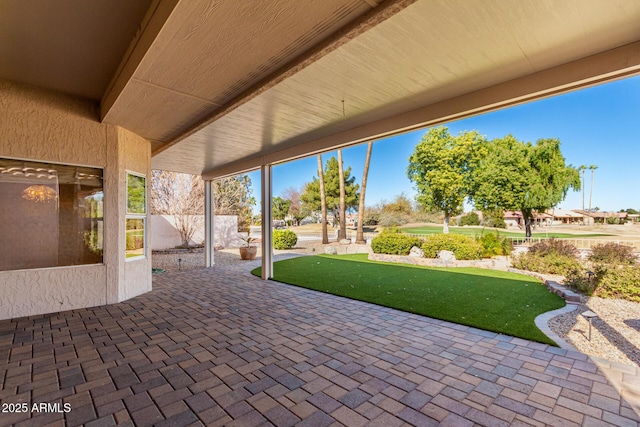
[{"x1": 534, "y1": 304, "x2": 578, "y2": 350}]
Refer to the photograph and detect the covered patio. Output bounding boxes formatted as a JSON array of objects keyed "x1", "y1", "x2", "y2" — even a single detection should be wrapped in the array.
[
  {"x1": 2, "y1": 1, "x2": 640, "y2": 425},
  {"x1": 1, "y1": 266, "x2": 638, "y2": 426}
]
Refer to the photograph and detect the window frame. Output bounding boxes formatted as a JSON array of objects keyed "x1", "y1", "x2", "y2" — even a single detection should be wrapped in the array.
[
  {"x1": 0, "y1": 156, "x2": 105, "y2": 271},
  {"x1": 125, "y1": 171, "x2": 147, "y2": 261}
]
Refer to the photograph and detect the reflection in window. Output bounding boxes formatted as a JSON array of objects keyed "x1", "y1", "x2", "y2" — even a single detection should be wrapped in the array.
[
  {"x1": 126, "y1": 172, "x2": 146, "y2": 259},
  {"x1": 127, "y1": 173, "x2": 146, "y2": 214},
  {"x1": 0, "y1": 158, "x2": 104, "y2": 271},
  {"x1": 126, "y1": 218, "x2": 145, "y2": 258}
]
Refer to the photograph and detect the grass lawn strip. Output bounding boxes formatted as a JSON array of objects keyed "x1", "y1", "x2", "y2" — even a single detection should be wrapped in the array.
[
  {"x1": 400, "y1": 225, "x2": 611, "y2": 239},
  {"x1": 252, "y1": 254, "x2": 565, "y2": 345}
]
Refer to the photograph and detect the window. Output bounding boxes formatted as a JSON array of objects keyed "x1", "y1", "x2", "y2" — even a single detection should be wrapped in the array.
[
  {"x1": 0, "y1": 158, "x2": 104, "y2": 271},
  {"x1": 126, "y1": 172, "x2": 146, "y2": 259}
]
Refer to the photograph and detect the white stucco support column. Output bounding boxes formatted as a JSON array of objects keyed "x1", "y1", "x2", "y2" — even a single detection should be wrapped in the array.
[
  {"x1": 261, "y1": 165, "x2": 273, "y2": 279},
  {"x1": 204, "y1": 179, "x2": 215, "y2": 267}
]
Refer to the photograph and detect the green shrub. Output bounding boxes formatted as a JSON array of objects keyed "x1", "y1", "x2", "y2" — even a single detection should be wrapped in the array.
[
  {"x1": 459, "y1": 212, "x2": 480, "y2": 226},
  {"x1": 273, "y1": 229, "x2": 298, "y2": 250},
  {"x1": 422, "y1": 234, "x2": 482, "y2": 260},
  {"x1": 482, "y1": 210, "x2": 507, "y2": 229},
  {"x1": 564, "y1": 266, "x2": 595, "y2": 295},
  {"x1": 511, "y1": 252, "x2": 581, "y2": 276},
  {"x1": 476, "y1": 232, "x2": 512, "y2": 257},
  {"x1": 529, "y1": 238, "x2": 578, "y2": 258},
  {"x1": 381, "y1": 227, "x2": 403, "y2": 234},
  {"x1": 565, "y1": 263, "x2": 640, "y2": 302},
  {"x1": 371, "y1": 233, "x2": 422, "y2": 255},
  {"x1": 592, "y1": 264, "x2": 640, "y2": 302},
  {"x1": 589, "y1": 242, "x2": 637, "y2": 265},
  {"x1": 606, "y1": 217, "x2": 626, "y2": 225}
]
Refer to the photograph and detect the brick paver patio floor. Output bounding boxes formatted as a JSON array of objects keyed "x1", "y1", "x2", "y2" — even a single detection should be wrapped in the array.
[{"x1": 1, "y1": 266, "x2": 639, "y2": 426}]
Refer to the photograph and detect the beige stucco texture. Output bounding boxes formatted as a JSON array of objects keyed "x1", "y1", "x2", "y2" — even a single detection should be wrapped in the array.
[{"x1": 0, "y1": 81, "x2": 152, "y2": 320}]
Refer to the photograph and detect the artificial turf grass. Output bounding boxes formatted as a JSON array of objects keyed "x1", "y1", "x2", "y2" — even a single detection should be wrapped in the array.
[{"x1": 251, "y1": 254, "x2": 565, "y2": 345}]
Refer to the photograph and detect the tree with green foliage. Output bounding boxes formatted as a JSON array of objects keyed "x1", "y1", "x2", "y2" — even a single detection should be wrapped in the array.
[
  {"x1": 471, "y1": 136, "x2": 580, "y2": 239},
  {"x1": 482, "y1": 209, "x2": 507, "y2": 229},
  {"x1": 272, "y1": 196, "x2": 292, "y2": 222},
  {"x1": 301, "y1": 156, "x2": 359, "y2": 232},
  {"x1": 407, "y1": 127, "x2": 486, "y2": 233}
]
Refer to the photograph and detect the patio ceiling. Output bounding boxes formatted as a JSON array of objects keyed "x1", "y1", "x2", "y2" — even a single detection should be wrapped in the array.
[
  {"x1": 2, "y1": 1, "x2": 640, "y2": 178},
  {"x1": 149, "y1": 0, "x2": 640, "y2": 177}
]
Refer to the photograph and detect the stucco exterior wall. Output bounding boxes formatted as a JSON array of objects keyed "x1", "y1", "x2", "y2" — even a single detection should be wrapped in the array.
[
  {"x1": 150, "y1": 214, "x2": 242, "y2": 249},
  {"x1": 0, "y1": 80, "x2": 152, "y2": 320},
  {"x1": 121, "y1": 127, "x2": 152, "y2": 299},
  {"x1": 0, "y1": 81, "x2": 107, "y2": 166},
  {"x1": 0, "y1": 266, "x2": 106, "y2": 320}
]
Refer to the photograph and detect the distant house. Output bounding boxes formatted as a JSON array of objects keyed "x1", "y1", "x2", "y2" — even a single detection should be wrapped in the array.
[
  {"x1": 549, "y1": 209, "x2": 584, "y2": 225},
  {"x1": 503, "y1": 211, "x2": 522, "y2": 228},
  {"x1": 572, "y1": 210, "x2": 628, "y2": 225},
  {"x1": 502, "y1": 211, "x2": 552, "y2": 228}
]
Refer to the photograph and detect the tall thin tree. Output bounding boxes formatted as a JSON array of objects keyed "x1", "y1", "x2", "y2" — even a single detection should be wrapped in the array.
[
  {"x1": 356, "y1": 142, "x2": 373, "y2": 244},
  {"x1": 588, "y1": 164, "x2": 598, "y2": 213},
  {"x1": 337, "y1": 149, "x2": 347, "y2": 240},
  {"x1": 317, "y1": 154, "x2": 329, "y2": 244},
  {"x1": 578, "y1": 165, "x2": 586, "y2": 224},
  {"x1": 578, "y1": 165, "x2": 586, "y2": 211}
]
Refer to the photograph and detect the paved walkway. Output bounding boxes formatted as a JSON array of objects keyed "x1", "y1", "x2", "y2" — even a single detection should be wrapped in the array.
[{"x1": 0, "y1": 266, "x2": 639, "y2": 426}]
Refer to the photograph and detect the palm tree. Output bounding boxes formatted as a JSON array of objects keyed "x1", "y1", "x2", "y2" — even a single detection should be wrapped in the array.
[
  {"x1": 337, "y1": 149, "x2": 347, "y2": 240},
  {"x1": 356, "y1": 142, "x2": 373, "y2": 244},
  {"x1": 588, "y1": 164, "x2": 598, "y2": 214},
  {"x1": 317, "y1": 154, "x2": 328, "y2": 244},
  {"x1": 578, "y1": 165, "x2": 586, "y2": 211},
  {"x1": 578, "y1": 165, "x2": 586, "y2": 224}
]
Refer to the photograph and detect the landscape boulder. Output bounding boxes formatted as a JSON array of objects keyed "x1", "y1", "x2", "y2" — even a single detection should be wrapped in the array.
[
  {"x1": 437, "y1": 250, "x2": 456, "y2": 261},
  {"x1": 409, "y1": 246, "x2": 424, "y2": 257}
]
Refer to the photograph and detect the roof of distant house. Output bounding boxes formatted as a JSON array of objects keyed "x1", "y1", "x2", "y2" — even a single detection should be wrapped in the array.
[{"x1": 572, "y1": 210, "x2": 628, "y2": 218}]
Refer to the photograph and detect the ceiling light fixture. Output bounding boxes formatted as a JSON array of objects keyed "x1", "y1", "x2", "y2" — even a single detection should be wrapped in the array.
[{"x1": 22, "y1": 185, "x2": 58, "y2": 203}]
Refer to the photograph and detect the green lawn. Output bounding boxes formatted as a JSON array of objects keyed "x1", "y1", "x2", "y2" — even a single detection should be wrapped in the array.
[
  {"x1": 400, "y1": 225, "x2": 611, "y2": 239},
  {"x1": 252, "y1": 254, "x2": 565, "y2": 345}
]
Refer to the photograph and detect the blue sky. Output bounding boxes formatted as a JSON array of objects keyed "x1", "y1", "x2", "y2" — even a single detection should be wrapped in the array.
[{"x1": 249, "y1": 75, "x2": 640, "y2": 213}]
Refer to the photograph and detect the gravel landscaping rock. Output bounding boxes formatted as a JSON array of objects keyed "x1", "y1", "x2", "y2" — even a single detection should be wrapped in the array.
[{"x1": 548, "y1": 296, "x2": 640, "y2": 367}]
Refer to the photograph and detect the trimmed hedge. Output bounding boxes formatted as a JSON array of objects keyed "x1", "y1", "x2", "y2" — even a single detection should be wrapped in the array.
[
  {"x1": 371, "y1": 233, "x2": 422, "y2": 255},
  {"x1": 273, "y1": 229, "x2": 297, "y2": 250},
  {"x1": 422, "y1": 234, "x2": 482, "y2": 260}
]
